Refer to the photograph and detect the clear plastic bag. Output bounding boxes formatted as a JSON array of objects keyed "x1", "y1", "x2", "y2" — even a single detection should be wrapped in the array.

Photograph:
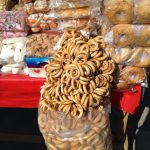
[
  {"x1": 0, "y1": 37, "x2": 27, "y2": 62},
  {"x1": 0, "y1": 11, "x2": 28, "y2": 32},
  {"x1": 114, "y1": 65, "x2": 146, "y2": 84},
  {"x1": 49, "y1": 6, "x2": 93, "y2": 19},
  {"x1": 34, "y1": 0, "x2": 49, "y2": 12},
  {"x1": 24, "y1": 0, "x2": 49, "y2": 14},
  {"x1": 104, "y1": 0, "x2": 134, "y2": 25},
  {"x1": 0, "y1": 37, "x2": 27, "y2": 74},
  {"x1": 49, "y1": 0, "x2": 100, "y2": 9},
  {"x1": 38, "y1": 104, "x2": 112, "y2": 150},
  {"x1": 104, "y1": 24, "x2": 150, "y2": 47},
  {"x1": 26, "y1": 33, "x2": 62, "y2": 57},
  {"x1": 24, "y1": 3, "x2": 35, "y2": 14},
  {"x1": 105, "y1": 46, "x2": 150, "y2": 67},
  {"x1": 104, "y1": 0, "x2": 150, "y2": 24},
  {"x1": 113, "y1": 65, "x2": 146, "y2": 91},
  {"x1": 134, "y1": 0, "x2": 150, "y2": 24},
  {"x1": 26, "y1": 13, "x2": 59, "y2": 32},
  {"x1": 26, "y1": 13, "x2": 98, "y2": 33}
]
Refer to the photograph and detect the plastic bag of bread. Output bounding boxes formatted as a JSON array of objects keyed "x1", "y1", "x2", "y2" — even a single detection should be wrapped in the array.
[
  {"x1": 105, "y1": 46, "x2": 150, "y2": 67},
  {"x1": 113, "y1": 65, "x2": 146, "y2": 91},
  {"x1": 24, "y1": 3, "x2": 35, "y2": 14},
  {"x1": 38, "y1": 104, "x2": 112, "y2": 150},
  {"x1": 34, "y1": 0, "x2": 49, "y2": 12},
  {"x1": 37, "y1": 28, "x2": 115, "y2": 149},
  {"x1": 104, "y1": 0, "x2": 150, "y2": 25},
  {"x1": 104, "y1": 24, "x2": 150, "y2": 47},
  {"x1": 135, "y1": 0, "x2": 150, "y2": 24},
  {"x1": 26, "y1": 33, "x2": 62, "y2": 57},
  {"x1": 104, "y1": 0, "x2": 134, "y2": 25},
  {"x1": 0, "y1": 11, "x2": 28, "y2": 32},
  {"x1": 58, "y1": 18, "x2": 98, "y2": 34},
  {"x1": 49, "y1": 0, "x2": 100, "y2": 9},
  {"x1": 27, "y1": 13, "x2": 98, "y2": 33},
  {"x1": 115, "y1": 66, "x2": 146, "y2": 84},
  {"x1": 24, "y1": 0, "x2": 49, "y2": 14},
  {"x1": 26, "y1": 13, "x2": 59, "y2": 32},
  {"x1": 49, "y1": 6, "x2": 94, "y2": 19}
]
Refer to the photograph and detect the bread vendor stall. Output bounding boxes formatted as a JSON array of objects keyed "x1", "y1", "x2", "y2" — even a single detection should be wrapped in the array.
[{"x1": 0, "y1": 0, "x2": 149, "y2": 149}]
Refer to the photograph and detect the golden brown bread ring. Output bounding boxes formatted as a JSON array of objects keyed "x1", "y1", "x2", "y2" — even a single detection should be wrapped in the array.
[
  {"x1": 74, "y1": 52, "x2": 88, "y2": 64},
  {"x1": 40, "y1": 29, "x2": 114, "y2": 118},
  {"x1": 136, "y1": 0, "x2": 150, "y2": 23},
  {"x1": 106, "y1": 1, "x2": 134, "y2": 24},
  {"x1": 132, "y1": 47, "x2": 150, "y2": 67},
  {"x1": 88, "y1": 41, "x2": 99, "y2": 52},
  {"x1": 113, "y1": 24, "x2": 134, "y2": 47},
  {"x1": 120, "y1": 66, "x2": 145, "y2": 84},
  {"x1": 137, "y1": 27, "x2": 150, "y2": 47}
]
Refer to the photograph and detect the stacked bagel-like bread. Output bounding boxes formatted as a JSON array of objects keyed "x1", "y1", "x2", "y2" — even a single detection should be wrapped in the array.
[
  {"x1": 103, "y1": 0, "x2": 149, "y2": 90},
  {"x1": 38, "y1": 28, "x2": 114, "y2": 150}
]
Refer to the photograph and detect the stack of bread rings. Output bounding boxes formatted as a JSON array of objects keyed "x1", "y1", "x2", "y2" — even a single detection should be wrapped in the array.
[
  {"x1": 103, "y1": 0, "x2": 149, "y2": 91},
  {"x1": 39, "y1": 28, "x2": 115, "y2": 117},
  {"x1": 38, "y1": 28, "x2": 114, "y2": 150}
]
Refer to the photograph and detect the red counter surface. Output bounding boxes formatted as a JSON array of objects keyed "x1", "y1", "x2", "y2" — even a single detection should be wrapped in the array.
[{"x1": 0, "y1": 74, "x2": 141, "y2": 115}]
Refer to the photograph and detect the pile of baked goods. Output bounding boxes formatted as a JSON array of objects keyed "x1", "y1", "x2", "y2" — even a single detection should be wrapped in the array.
[
  {"x1": 104, "y1": 0, "x2": 150, "y2": 24},
  {"x1": 102, "y1": 0, "x2": 149, "y2": 90},
  {"x1": 26, "y1": 33, "x2": 62, "y2": 57},
  {"x1": 24, "y1": 0, "x2": 101, "y2": 33},
  {"x1": 38, "y1": 28, "x2": 114, "y2": 150}
]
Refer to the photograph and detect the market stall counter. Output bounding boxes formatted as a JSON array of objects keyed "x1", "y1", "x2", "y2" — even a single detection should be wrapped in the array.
[{"x1": 0, "y1": 74, "x2": 142, "y2": 115}]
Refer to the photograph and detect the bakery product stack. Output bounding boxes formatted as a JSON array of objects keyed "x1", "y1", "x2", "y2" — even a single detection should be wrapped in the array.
[
  {"x1": 24, "y1": 0, "x2": 101, "y2": 34},
  {"x1": 0, "y1": 0, "x2": 29, "y2": 74},
  {"x1": 103, "y1": 0, "x2": 150, "y2": 90},
  {"x1": 38, "y1": 28, "x2": 114, "y2": 150}
]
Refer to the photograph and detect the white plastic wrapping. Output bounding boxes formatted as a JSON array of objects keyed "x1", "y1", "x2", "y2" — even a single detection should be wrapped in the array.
[
  {"x1": 49, "y1": 0, "x2": 101, "y2": 9},
  {"x1": 0, "y1": 37, "x2": 27, "y2": 74}
]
